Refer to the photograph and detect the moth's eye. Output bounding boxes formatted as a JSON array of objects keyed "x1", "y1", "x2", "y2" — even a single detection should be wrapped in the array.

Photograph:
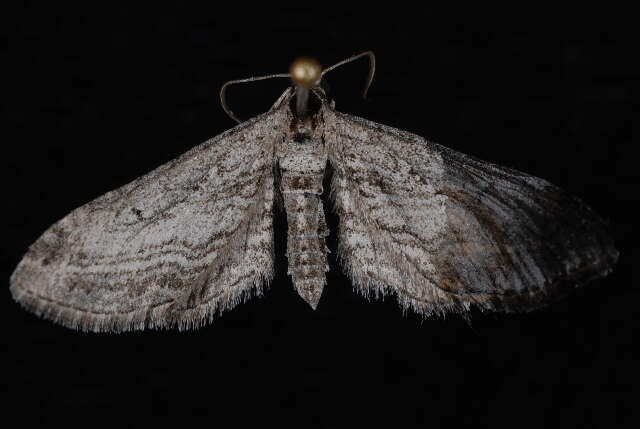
[{"x1": 290, "y1": 57, "x2": 322, "y2": 88}]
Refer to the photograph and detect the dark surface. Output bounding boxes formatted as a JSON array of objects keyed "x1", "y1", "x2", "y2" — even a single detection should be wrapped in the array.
[{"x1": 2, "y1": 3, "x2": 636, "y2": 428}]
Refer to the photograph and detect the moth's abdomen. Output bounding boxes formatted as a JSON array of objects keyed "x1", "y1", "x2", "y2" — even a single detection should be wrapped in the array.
[
  {"x1": 278, "y1": 138, "x2": 328, "y2": 309},
  {"x1": 282, "y1": 186, "x2": 328, "y2": 309}
]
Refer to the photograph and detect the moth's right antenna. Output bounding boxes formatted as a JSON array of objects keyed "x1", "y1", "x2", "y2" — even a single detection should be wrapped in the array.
[
  {"x1": 220, "y1": 73, "x2": 290, "y2": 124},
  {"x1": 321, "y1": 51, "x2": 376, "y2": 99}
]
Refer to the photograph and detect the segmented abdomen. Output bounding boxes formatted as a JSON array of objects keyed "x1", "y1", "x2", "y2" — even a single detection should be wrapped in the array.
[{"x1": 278, "y1": 138, "x2": 328, "y2": 309}]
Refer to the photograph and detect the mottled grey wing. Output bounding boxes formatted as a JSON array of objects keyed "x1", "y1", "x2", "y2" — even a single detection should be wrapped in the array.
[
  {"x1": 324, "y1": 106, "x2": 618, "y2": 316},
  {"x1": 10, "y1": 102, "x2": 289, "y2": 332}
]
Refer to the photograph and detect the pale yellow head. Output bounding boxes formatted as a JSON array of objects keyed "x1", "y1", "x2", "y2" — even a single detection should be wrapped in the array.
[{"x1": 289, "y1": 57, "x2": 322, "y2": 88}]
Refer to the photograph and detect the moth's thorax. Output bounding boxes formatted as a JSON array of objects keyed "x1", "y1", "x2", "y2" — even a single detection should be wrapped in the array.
[
  {"x1": 289, "y1": 106, "x2": 325, "y2": 133},
  {"x1": 277, "y1": 139, "x2": 327, "y2": 174},
  {"x1": 278, "y1": 113, "x2": 327, "y2": 175},
  {"x1": 290, "y1": 116, "x2": 318, "y2": 139}
]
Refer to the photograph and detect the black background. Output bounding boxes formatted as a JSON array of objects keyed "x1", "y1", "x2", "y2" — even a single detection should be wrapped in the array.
[{"x1": 2, "y1": 3, "x2": 637, "y2": 428}]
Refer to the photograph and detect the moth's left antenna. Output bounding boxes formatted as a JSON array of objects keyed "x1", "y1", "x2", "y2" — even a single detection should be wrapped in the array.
[{"x1": 220, "y1": 73, "x2": 290, "y2": 124}]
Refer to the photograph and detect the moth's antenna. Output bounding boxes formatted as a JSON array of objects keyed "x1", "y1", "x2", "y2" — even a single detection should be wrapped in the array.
[
  {"x1": 220, "y1": 73, "x2": 290, "y2": 124},
  {"x1": 221, "y1": 52, "x2": 375, "y2": 123},
  {"x1": 321, "y1": 51, "x2": 376, "y2": 99}
]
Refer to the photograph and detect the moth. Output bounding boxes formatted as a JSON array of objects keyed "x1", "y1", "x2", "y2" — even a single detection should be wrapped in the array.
[{"x1": 10, "y1": 52, "x2": 618, "y2": 332}]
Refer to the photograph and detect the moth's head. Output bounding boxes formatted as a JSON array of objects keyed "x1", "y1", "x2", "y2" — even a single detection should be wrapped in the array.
[
  {"x1": 287, "y1": 57, "x2": 329, "y2": 119},
  {"x1": 289, "y1": 57, "x2": 322, "y2": 89}
]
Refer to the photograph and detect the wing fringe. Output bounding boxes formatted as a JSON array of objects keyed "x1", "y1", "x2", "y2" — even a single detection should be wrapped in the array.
[
  {"x1": 10, "y1": 275, "x2": 271, "y2": 333},
  {"x1": 342, "y1": 252, "x2": 616, "y2": 318}
]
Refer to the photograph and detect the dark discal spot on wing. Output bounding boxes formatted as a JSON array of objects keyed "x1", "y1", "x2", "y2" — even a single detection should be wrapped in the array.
[{"x1": 131, "y1": 207, "x2": 143, "y2": 220}]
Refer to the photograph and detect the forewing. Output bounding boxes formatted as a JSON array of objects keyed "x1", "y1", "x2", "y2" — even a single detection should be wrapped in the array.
[
  {"x1": 324, "y1": 107, "x2": 618, "y2": 316},
  {"x1": 11, "y1": 104, "x2": 289, "y2": 332}
]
